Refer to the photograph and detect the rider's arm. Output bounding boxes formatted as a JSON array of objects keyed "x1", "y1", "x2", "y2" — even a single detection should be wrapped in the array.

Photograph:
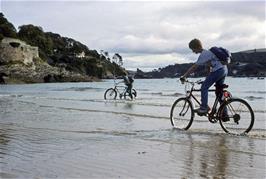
[
  {"x1": 117, "y1": 80, "x2": 124, "y2": 84},
  {"x1": 182, "y1": 63, "x2": 198, "y2": 78}
]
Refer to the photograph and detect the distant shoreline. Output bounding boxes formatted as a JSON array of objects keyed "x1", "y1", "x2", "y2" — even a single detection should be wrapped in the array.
[{"x1": 1, "y1": 76, "x2": 264, "y2": 85}]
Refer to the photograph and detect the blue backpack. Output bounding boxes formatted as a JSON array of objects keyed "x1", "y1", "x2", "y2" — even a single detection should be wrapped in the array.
[{"x1": 209, "y1": 46, "x2": 231, "y2": 65}]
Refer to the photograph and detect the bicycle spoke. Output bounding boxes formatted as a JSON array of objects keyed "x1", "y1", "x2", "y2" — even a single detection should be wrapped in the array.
[
  {"x1": 219, "y1": 98, "x2": 254, "y2": 135},
  {"x1": 170, "y1": 98, "x2": 194, "y2": 130}
]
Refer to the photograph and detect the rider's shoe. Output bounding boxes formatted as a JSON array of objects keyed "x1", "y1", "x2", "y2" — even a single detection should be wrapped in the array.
[{"x1": 194, "y1": 107, "x2": 208, "y2": 115}]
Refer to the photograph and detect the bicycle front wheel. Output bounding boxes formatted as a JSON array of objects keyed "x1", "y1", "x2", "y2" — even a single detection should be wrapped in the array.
[
  {"x1": 219, "y1": 98, "x2": 254, "y2": 135},
  {"x1": 104, "y1": 88, "x2": 117, "y2": 100},
  {"x1": 170, "y1": 98, "x2": 194, "y2": 130}
]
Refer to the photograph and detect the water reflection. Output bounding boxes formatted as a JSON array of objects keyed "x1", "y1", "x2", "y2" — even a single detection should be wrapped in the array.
[
  {"x1": 123, "y1": 102, "x2": 133, "y2": 109},
  {"x1": 169, "y1": 131, "x2": 256, "y2": 178}
]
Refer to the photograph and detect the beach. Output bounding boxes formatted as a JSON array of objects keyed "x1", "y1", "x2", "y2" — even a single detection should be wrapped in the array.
[{"x1": 0, "y1": 78, "x2": 265, "y2": 178}]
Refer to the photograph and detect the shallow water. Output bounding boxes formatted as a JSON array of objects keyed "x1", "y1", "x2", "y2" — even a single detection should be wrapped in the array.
[{"x1": 0, "y1": 77, "x2": 265, "y2": 178}]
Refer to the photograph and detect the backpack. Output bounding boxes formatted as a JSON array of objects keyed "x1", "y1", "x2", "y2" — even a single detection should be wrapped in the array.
[
  {"x1": 128, "y1": 76, "x2": 134, "y2": 83},
  {"x1": 209, "y1": 46, "x2": 231, "y2": 65}
]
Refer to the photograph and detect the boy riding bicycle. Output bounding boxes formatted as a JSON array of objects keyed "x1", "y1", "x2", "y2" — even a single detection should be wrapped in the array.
[
  {"x1": 180, "y1": 39, "x2": 229, "y2": 120},
  {"x1": 123, "y1": 75, "x2": 134, "y2": 99},
  {"x1": 116, "y1": 75, "x2": 134, "y2": 99}
]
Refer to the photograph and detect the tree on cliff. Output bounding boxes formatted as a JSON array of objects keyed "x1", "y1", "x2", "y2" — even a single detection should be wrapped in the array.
[
  {"x1": 18, "y1": 25, "x2": 53, "y2": 55},
  {"x1": 0, "y1": 13, "x2": 17, "y2": 40}
]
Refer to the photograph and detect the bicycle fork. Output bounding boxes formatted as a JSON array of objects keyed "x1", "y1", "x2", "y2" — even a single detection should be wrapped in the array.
[{"x1": 179, "y1": 100, "x2": 190, "y2": 116}]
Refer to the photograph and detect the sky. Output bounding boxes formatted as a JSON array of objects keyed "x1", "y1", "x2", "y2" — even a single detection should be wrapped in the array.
[{"x1": 1, "y1": 0, "x2": 265, "y2": 71}]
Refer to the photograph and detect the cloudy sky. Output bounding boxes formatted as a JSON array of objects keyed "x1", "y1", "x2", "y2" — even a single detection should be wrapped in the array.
[{"x1": 1, "y1": 0, "x2": 265, "y2": 71}]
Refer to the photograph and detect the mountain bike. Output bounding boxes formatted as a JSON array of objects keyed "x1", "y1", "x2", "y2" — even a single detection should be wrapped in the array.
[
  {"x1": 104, "y1": 80, "x2": 137, "y2": 100},
  {"x1": 170, "y1": 79, "x2": 254, "y2": 135}
]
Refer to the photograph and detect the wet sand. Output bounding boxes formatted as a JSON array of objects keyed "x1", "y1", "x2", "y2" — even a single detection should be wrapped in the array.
[{"x1": 0, "y1": 80, "x2": 266, "y2": 178}]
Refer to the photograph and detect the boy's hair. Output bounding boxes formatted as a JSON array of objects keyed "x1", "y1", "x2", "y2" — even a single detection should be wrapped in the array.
[{"x1": 188, "y1": 38, "x2": 202, "y2": 49}]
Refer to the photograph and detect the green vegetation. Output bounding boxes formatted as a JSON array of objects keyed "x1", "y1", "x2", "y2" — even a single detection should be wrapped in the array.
[
  {"x1": 0, "y1": 13, "x2": 17, "y2": 38},
  {"x1": 0, "y1": 33, "x2": 4, "y2": 41},
  {"x1": 18, "y1": 25, "x2": 53, "y2": 55},
  {"x1": 17, "y1": 24, "x2": 125, "y2": 78}
]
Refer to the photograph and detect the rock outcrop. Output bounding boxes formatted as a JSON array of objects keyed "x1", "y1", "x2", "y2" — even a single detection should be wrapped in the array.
[
  {"x1": 0, "y1": 38, "x2": 99, "y2": 83},
  {"x1": 0, "y1": 37, "x2": 38, "y2": 65}
]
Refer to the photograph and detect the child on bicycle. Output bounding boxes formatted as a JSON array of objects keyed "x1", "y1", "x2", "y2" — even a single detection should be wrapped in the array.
[
  {"x1": 180, "y1": 38, "x2": 229, "y2": 119},
  {"x1": 116, "y1": 75, "x2": 134, "y2": 99},
  {"x1": 123, "y1": 75, "x2": 134, "y2": 99}
]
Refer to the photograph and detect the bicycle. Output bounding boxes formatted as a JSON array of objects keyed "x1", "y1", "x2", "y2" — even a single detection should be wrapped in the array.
[
  {"x1": 170, "y1": 79, "x2": 254, "y2": 135},
  {"x1": 104, "y1": 80, "x2": 137, "y2": 100}
]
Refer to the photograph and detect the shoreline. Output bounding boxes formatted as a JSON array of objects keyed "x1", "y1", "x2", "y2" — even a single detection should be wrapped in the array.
[{"x1": 1, "y1": 76, "x2": 265, "y2": 85}]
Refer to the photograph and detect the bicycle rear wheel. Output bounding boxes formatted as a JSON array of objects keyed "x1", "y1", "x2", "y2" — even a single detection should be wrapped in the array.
[
  {"x1": 132, "y1": 89, "x2": 137, "y2": 98},
  {"x1": 124, "y1": 89, "x2": 137, "y2": 100},
  {"x1": 104, "y1": 88, "x2": 117, "y2": 100},
  {"x1": 219, "y1": 98, "x2": 254, "y2": 135},
  {"x1": 170, "y1": 98, "x2": 194, "y2": 130}
]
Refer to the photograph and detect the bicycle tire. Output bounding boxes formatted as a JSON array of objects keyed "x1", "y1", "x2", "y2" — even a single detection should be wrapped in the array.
[
  {"x1": 132, "y1": 89, "x2": 137, "y2": 98},
  {"x1": 124, "y1": 89, "x2": 137, "y2": 100},
  {"x1": 170, "y1": 98, "x2": 194, "y2": 130},
  {"x1": 218, "y1": 98, "x2": 255, "y2": 135},
  {"x1": 104, "y1": 88, "x2": 117, "y2": 100}
]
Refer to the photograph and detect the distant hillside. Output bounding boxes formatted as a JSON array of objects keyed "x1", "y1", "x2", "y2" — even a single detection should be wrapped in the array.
[
  {"x1": 135, "y1": 49, "x2": 266, "y2": 78},
  {"x1": 0, "y1": 13, "x2": 125, "y2": 83}
]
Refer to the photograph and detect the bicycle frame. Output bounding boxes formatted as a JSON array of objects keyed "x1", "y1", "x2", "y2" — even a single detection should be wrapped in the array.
[
  {"x1": 111, "y1": 78, "x2": 131, "y2": 98},
  {"x1": 114, "y1": 83, "x2": 127, "y2": 96},
  {"x1": 106, "y1": 78, "x2": 136, "y2": 100},
  {"x1": 184, "y1": 80, "x2": 229, "y2": 123}
]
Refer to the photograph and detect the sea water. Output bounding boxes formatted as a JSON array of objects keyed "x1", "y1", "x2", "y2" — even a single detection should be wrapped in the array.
[{"x1": 0, "y1": 77, "x2": 265, "y2": 178}]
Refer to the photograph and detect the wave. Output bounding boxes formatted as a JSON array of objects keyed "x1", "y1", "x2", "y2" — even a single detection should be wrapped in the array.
[
  {"x1": 244, "y1": 96, "x2": 264, "y2": 100},
  {"x1": 17, "y1": 94, "x2": 266, "y2": 113},
  {"x1": 0, "y1": 94, "x2": 24, "y2": 98},
  {"x1": 4, "y1": 121, "x2": 265, "y2": 141},
  {"x1": 57, "y1": 106, "x2": 171, "y2": 120},
  {"x1": 17, "y1": 96, "x2": 173, "y2": 107},
  {"x1": 53, "y1": 87, "x2": 104, "y2": 91},
  {"x1": 244, "y1": 91, "x2": 266, "y2": 94},
  {"x1": 144, "y1": 92, "x2": 183, "y2": 97},
  {"x1": 136, "y1": 89, "x2": 150, "y2": 92}
]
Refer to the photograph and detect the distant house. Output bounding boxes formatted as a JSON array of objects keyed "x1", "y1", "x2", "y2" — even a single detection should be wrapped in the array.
[{"x1": 76, "y1": 51, "x2": 85, "y2": 58}]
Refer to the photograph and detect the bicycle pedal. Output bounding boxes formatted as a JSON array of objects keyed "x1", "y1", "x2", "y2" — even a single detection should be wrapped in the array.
[{"x1": 209, "y1": 119, "x2": 218, "y2": 123}]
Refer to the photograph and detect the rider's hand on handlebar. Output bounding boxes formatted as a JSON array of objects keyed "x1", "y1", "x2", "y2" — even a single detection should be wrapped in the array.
[{"x1": 180, "y1": 76, "x2": 186, "y2": 84}]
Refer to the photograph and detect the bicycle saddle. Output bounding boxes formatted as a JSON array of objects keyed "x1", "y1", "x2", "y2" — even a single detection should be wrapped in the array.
[{"x1": 215, "y1": 84, "x2": 228, "y2": 89}]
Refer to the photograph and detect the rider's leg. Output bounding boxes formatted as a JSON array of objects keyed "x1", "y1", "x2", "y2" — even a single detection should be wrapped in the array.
[
  {"x1": 127, "y1": 84, "x2": 133, "y2": 99},
  {"x1": 125, "y1": 84, "x2": 133, "y2": 99},
  {"x1": 215, "y1": 70, "x2": 229, "y2": 120},
  {"x1": 200, "y1": 68, "x2": 227, "y2": 113}
]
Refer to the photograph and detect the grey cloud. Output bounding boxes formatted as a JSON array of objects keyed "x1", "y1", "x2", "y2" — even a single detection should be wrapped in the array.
[{"x1": 2, "y1": 1, "x2": 265, "y2": 69}]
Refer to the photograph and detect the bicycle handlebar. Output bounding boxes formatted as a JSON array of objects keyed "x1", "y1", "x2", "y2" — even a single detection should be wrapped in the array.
[{"x1": 180, "y1": 78, "x2": 203, "y2": 85}]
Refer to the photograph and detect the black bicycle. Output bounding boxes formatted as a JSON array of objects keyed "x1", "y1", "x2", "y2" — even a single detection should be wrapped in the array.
[
  {"x1": 170, "y1": 79, "x2": 254, "y2": 135},
  {"x1": 104, "y1": 80, "x2": 137, "y2": 100}
]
